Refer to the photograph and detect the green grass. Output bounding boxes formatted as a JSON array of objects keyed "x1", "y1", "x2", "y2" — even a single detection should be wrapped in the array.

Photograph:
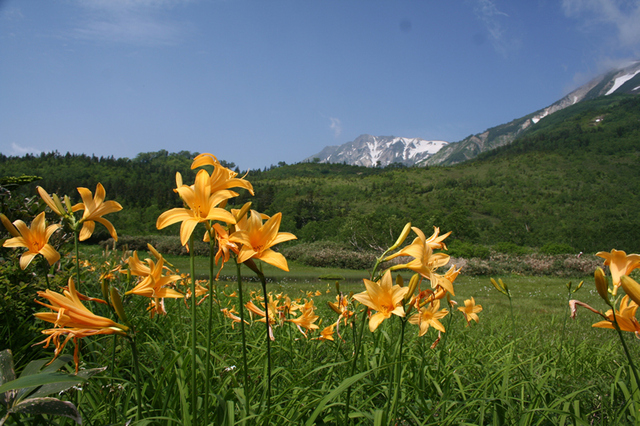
[{"x1": 3, "y1": 246, "x2": 639, "y2": 426}]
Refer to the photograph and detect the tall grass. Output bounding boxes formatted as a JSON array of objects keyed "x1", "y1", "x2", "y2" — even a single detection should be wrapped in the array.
[{"x1": 3, "y1": 245, "x2": 639, "y2": 425}]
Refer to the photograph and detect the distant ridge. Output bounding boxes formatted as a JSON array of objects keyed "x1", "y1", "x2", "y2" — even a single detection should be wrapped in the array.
[
  {"x1": 305, "y1": 134, "x2": 448, "y2": 167},
  {"x1": 422, "y1": 60, "x2": 640, "y2": 166}
]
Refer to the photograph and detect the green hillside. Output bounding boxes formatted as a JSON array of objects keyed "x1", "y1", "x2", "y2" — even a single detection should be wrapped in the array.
[{"x1": 1, "y1": 94, "x2": 639, "y2": 253}]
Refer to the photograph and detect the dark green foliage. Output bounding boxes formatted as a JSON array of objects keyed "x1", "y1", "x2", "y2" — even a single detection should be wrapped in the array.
[
  {"x1": 447, "y1": 241, "x2": 491, "y2": 259},
  {"x1": 540, "y1": 242, "x2": 577, "y2": 255}
]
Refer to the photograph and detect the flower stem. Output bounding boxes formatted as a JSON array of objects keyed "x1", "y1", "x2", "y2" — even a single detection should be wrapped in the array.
[
  {"x1": 612, "y1": 311, "x2": 640, "y2": 401},
  {"x1": 204, "y1": 237, "x2": 216, "y2": 423},
  {"x1": 258, "y1": 275, "x2": 272, "y2": 414},
  {"x1": 235, "y1": 260, "x2": 250, "y2": 420},
  {"x1": 128, "y1": 335, "x2": 143, "y2": 421},
  {"x1": 74, "y1": 231, "x2": 81, "y2": 290},
  {"x1": 387, "y1": 318, "x2": 407, "y2": 423},
  {"x1": 189, "y1": 235, "x2": 198, "y2": 426},
  {"x1": 345, "y1": 305, "x2": 368, "y2": 425}
]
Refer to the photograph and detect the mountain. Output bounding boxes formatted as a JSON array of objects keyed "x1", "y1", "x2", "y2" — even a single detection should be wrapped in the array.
[
  {"x1": 305, "y1": 134, "x2": 448, "y2": 167},
  {"x1": 305, "y1": 61, "x2": 640, "y2": 168},
  {"x1": 422, "y1": 60, "x2": 640, "y2": 166}
]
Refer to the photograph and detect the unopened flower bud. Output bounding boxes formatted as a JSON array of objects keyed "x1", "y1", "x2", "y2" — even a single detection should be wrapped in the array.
[
  {"x1": 621, "y1": 275, "x2": 640, "y2": 306},
  {"x1": 594, "y1": 267, "x2": 610, "y2": 304},
  {"x1": 389, "y1": 222, "x2": 412, "y2": 251}
]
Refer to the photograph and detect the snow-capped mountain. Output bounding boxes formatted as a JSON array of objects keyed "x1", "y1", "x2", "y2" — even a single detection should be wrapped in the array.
[
  {"x1": 305, "y1": 61, "x2": 640, "y2": 168},
  {"x1": 423, "y1": 60, "x2": 640, "y2": 166},
  {"x1": 305, "y1": 134, "x2": 448, "y2": 167}
]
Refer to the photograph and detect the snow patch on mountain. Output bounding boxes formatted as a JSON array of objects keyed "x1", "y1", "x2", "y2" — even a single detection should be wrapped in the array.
[
  {"x1": 606, "y1": 69, "x2": 640, "y2": 95},
  {"x1": 305, "y1": 135, "x2": 448, "y2": 167}
]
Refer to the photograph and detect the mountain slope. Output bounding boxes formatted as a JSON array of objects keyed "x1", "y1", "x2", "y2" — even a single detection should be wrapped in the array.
[
  {"x1": 305, "y1": 134, "x2": 448, "y2": 167},
  {"x1": 423, "y1": 60, "x2": 640, "y2": 166}
]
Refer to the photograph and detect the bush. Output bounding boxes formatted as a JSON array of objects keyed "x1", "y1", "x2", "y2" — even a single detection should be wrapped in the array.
[
  {"x1": 492, "y1": 242, "x2": 532, "y2": 255},
  {"x1": 281, "y1": 241, "x2": 377, "y2": 270},
  {"x1": 101, "y1": 235, "x2": 210, "y2": 256},
  {"x1": 448, "y1": 241, "x2": 491, "y2": 259},
  {"x1": 540, "y1": 242, "x2": 576, "y2": 255}
]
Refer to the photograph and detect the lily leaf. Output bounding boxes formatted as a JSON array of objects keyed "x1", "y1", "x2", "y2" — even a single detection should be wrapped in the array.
[
  {"x1": 0, "y1": 373, "x2": 86, "y2": 396},
  {"x1": 0, "y1": 350, "x2": 16, "y2": 408},
  {"x1": 9, "y1": 397, "x2": 81, "y2": 424},
  {"x1": 29, "y1": 367, "x2": 106, "y2": 400}
]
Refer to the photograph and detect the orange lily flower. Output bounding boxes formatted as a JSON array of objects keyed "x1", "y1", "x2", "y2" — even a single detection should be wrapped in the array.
[
  {"x1": 1, "y1": 212, "x2": 60, "y2": 269},
  {"x1": 125, "y1": 244, "x2": 183, "y2": 316},
  {"x1": 75, "y1": 183, "x2": 123, "y2": 241},
  {"x1": 352, "y1": 270, "x2": 409, "y2": 332},
  {"x1": 596, "y1": 249, "x2": 640, "y2": 295},
  {"x1": 315, "y1": 324, "x2": 336, "y2": 341},
  {"x1": 386, "y1": 226, "x2": 454, "y2": 295},
  {"x1": 231, "y1": 210, "x2": 297, "y2": 271},
  {"x1": 592, "y1": 295, "x2": 640, "y2": 337},
  {"x1": 34, "y1": 278, "x2": 128, "y2": 372},
  {"x1": 288, "y1": 302, "x2": 320, "y2": 337},
  {"x1": 408, "y1": 299, "x2": 449, "y2": 336},
  {"x1": 458, "y1": 297, "x2": 483, "y2": 326},
  {"x1": 157, "y1": 169, "x2": 236, "y2": 248}
]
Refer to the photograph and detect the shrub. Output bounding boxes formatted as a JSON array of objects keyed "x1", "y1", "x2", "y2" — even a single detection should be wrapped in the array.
[
  {"x1": 492, "y1": 241, "x2": 532, "y2": 255},
  {"x1": 101, "y1": 235, "x2": 210, "y2": 256},
  {"x1": 448, "y1": 240, "x2": 491, "y2": 259},
  {"x1": 540, "y1": 242, "x2": 576, "y2": 255},
  {"x1": 281, "y1": 241, "x2": 377, "y2": 270}
]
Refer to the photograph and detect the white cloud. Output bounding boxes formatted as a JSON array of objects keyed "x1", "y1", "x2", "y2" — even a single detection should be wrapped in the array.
[
  {"x1": 329, "y1": 117, "x2": 342, "y2": 138},
  {"x1": 71, "y1": 0, "x2": 193, "y2": 46},
  {"x1": 473, "y1": 0, "x2": 517, "y2": 55},
  {"x1": 9, "y1": 142, "x2": 41, "y2": 156},
  {"x1": 562, "y1": 0, "x2": 640, "y2": 49}
]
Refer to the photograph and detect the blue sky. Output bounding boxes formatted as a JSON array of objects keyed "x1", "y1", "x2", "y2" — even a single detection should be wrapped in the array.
[{"x1": 1, "y1": 0, "x2": 639, "y2": 170}]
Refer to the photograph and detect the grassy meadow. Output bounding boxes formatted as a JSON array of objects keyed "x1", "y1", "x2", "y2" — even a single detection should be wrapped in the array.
[{"x1": 2, "y1": 241, "x2": 639, "y2": 425}]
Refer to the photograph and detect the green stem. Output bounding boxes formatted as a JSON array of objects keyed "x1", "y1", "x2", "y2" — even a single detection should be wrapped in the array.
[
  {"x1": 189, "y1": 235, "x2": 197, "y2": 426},
  {"x1": 74, "y1": 231, "x2": 81, "y2": 289},
  {"x1": 612, "y1": 311, "x2": 640, "y2": 398},
  {"x1": 128, "y1": 335, "x2": 143, "y2": 421},
  {"x1": 204, "y1": 237, "x2": 216, "y2": 424},
  {"x1": 258, "y1": 275, "x2": 272, "y2": 414},
  {"x1": 557, "y1": 288, "x2": 572, "y2": 366},
  {"x1": 110, "y1": 334, "x2": 117, "y2": 424},
  {"x1": 235, "y1": 260, "x2": 250, "y2": 421},
  {"x1": 345, "y1": 305, "x2": 368, "y2": 425},
  {"x1": 388, "y1": 319, "x2": 407, "y2": 424}
]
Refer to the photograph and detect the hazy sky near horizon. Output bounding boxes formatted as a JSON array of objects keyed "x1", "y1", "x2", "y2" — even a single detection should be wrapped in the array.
[{"x1": 1, "y1": 0, "x2": 640, "y2": 170}]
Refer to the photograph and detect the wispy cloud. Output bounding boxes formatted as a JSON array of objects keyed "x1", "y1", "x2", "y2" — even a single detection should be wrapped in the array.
[
  {"x1": 9, "y1": 142, "x2": 41, "y2": 157},
  {"x1": 71, "y1": 0, "x2": 193, "y2": 46},
  {"x1": 329, "y1": 117, "x2": 342, "y2": 138},
  {"x1": 562, "y1": 0, "x2": 640, "y2": 50},
  {"x1": 473, "y1": 0, "x2": 518, "y2": 55}
]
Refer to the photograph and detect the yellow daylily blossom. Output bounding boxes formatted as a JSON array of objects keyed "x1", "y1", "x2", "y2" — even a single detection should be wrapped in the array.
[
  {"x1": 125, "y1": 245, "x2": 183, "y2": 316},
  {"x1": 288, "y1": 303, "x2": 320, "y2": 337},
  {"x1": 386, "y1": 226, "x2": 454, "y2": 295},
  {"x1": 352, "y1": 270, "x2": 409, "y2": 332},
  {"x1": 592, "y1": 295, "x2": 640, "y2": 337},
  {"x1": 1, "y1": 212, "x2": 60, "y2": 269},
  {"x1": 75, "y1": 183, "x2": 123, "y2": 241},
  {"x1": 157, "y1": 169, "x2": 237, "y2": 248},
  {"x1": 408, "y1": 299, "x2": 449, "y2": 336},
  {"x1": 221, "y1": 307, "x2": 249, "y2": 329},
  {"x1": 458, "y1": 297, "x2": 483, "y2": 326},
  {"x1": 596, "y1": 249, "x2": 640, "y2": 295},
  {"x1": 34, "y1": 278, "x2": 128, "y2": 372},
  {"x1": 231, "y1": 210, "x2": 297, "y2": 271},
  {"x1": 315, "y1": 324, "x2": 336, "y2": 341}
]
